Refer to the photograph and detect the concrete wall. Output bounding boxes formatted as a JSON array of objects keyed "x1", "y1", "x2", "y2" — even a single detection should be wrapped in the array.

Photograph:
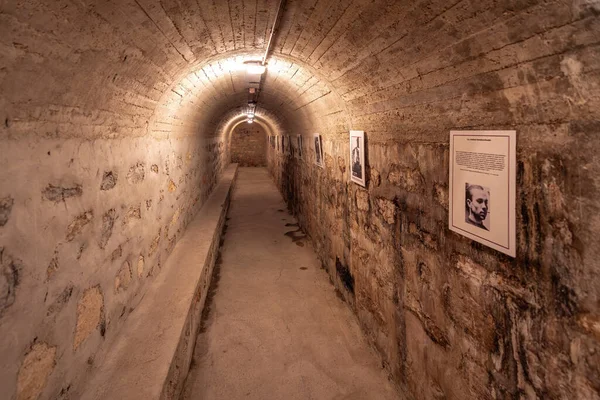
[
  {"x1": 231, "y1": 123, "x2": 267, "y2": 167},
  {"x1": 267, "y1": 2, "x2": 600, "y2": 399},
  {"x1": 0, "y1": 136, "x2": 226, "y2": 399}
]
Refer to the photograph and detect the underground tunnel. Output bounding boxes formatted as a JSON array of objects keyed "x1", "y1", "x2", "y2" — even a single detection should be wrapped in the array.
[{"x1": 0, "y1": 0, "x2": 599, "y2": 399}]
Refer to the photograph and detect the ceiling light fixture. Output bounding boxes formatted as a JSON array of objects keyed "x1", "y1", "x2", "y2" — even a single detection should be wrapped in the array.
[{"x1": 245, "y1": 63, "x2": 266, "y2": 75}]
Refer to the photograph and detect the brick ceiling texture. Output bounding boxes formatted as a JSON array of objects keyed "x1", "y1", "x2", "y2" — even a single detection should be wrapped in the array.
[{"x1": 1, "y1": 0, "x2": 598, "y2": 145}]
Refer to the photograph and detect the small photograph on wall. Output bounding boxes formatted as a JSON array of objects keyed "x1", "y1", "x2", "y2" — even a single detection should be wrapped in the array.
[
  {"x1": 314, "y1": 133, "x2": 324, "y2": 168},
  {"x1": 464, "y1": 183, "x2": 490, "y2": 231},
  {"x1": 449, "y1": 130, "x2": 516, "y2": 257},
  {"x1": 282, "y1": 136, "x2": 285, "y2": 153},
  {"x1": 350, "y1": 130, "x2": 366, "y2": 187},
  {"x1": 297, "y1": 135, "x2": 303, "y2": 158},
  {"x1": 276, "y1": 135, "x2": 279, "y2": 152}
]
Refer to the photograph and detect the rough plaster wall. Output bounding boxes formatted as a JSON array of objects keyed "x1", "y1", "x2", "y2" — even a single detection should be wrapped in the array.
[
  {"x1": 0, "y1": 136, "x2": 226, "y2": 399},
  {"x1": 231, "y1": 124, "x2": 267, "y2": 167},
  {"x1": 0, "y1": 1, "x2": 336, "y2": 398},
  {"x1": 268, "y1": 2, "x2": 600, "y2": 399}
]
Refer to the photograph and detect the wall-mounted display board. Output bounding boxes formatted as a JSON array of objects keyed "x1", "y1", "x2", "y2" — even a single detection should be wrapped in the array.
[
  {"x1": 449, "y1": 130, "x2": 516, "y2": 257},
  {"x1": 297, "y1": 135, "x2": 303, "y2": 158},
  {"x1": 350, "y1": 130, "x2": 366, "y2": 187},
  {"x1": 314, "y1": 133, "x2": 324, "y2": 168}
]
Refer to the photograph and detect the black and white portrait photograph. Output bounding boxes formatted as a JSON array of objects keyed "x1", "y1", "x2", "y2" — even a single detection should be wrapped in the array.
[
  {"x1": 465, "y1": 183, "x2": 490, "y2": 231},
  {"x1": 297, "y1": 135, "x2": 303, "y2": 158},
  {"x1": 314, "y1": 133, "x2": 323, "y2": 168},
  {"x1": 449, "y1": 130, "x2": 515, "y2": 257},
  {"x1": 350, "y1": 130, "x2": 365, "y2": 186}
]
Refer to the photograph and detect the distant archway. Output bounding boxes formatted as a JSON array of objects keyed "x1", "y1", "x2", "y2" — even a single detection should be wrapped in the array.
[{"x1": 230, "y1": 122, "x2": 267, "y2": 167}]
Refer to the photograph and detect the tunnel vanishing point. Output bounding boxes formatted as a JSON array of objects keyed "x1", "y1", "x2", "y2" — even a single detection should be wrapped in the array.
[{"x1": 1, "y1": 1, "x2": 599, "y2": 399}]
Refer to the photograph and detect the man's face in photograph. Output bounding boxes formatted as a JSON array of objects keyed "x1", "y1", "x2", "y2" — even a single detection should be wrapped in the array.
[{"x1": 467, "y1": 187, "x2": 488, "y2": 222}]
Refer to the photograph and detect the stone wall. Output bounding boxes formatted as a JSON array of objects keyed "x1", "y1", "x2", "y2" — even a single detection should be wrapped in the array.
[
  {"x1": 231, "y1": 123, "x2": 267, "y2": 167},
  {"x1": 269, "y1": 130, "x2": 600, "y2": 399},
  {"x1": 267, "y1": 3, "x2": 600, "y2": 396},
  {"x1": 0, "y1": 136, "x2": 226, "y2": 400},
  {"x1": 2, "y1": 0, "x2": 599, "y2": 398}
]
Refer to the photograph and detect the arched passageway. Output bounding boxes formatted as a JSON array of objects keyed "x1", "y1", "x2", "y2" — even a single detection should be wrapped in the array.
[
  {"x1": 0, "y1": 1, "x2": 599, "y2": 399},
  {"x1": 230, "y1": 122, "x2": 267, "y2": 167}
]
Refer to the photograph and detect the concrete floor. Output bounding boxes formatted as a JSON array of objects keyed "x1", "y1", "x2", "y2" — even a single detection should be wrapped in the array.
[{"x1": 181, "y1": 168, "x2": 401, "y2": 400}]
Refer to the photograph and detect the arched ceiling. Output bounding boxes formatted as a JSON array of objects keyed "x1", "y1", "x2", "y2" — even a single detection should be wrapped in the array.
[
  {"x1": 2, "y1": 0, "x2": 593, "y2": 143},
  {"x1": 0, "y1": 0, "x2": 357, "y2": 141}
]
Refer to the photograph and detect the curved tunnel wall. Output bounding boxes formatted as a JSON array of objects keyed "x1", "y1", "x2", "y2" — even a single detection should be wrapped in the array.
[
  {"x1": 266, "y1": 2, "x2": 600, "y2": 399},
  {"x1": 1, "y1": 0, "x2": 599, "y2": 399}
]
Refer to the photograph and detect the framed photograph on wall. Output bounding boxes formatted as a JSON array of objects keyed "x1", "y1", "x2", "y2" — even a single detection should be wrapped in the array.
[
  {"x1": 297, "y1": 135, "x2": 303, "y2": 158},
  {"x1": 314, "y1": 133, "x2": 324, "y2": 168},
  {"x1": 350, "y1": 130, "x2": 366, "y2": 186},
  {"x1": 449, "y1": 130, "x2": 516, "y2": 257}
]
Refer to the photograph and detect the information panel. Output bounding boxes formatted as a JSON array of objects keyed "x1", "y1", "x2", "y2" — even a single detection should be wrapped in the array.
[{"x1": 449, "y1": 130, "x2": 516, "y2": 257}]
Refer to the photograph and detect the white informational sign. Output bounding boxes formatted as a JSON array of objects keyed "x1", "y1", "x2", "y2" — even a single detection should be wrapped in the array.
[
  {"x1": 449, "y1": 130, "x2": 516, "y2": 257},
  {"x1": 350, "y1": 130, "x2": 366, "y2": 187}
]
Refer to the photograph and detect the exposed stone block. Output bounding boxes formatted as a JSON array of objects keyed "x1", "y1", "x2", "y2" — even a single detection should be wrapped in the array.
[
  {"x1": 433, "y1": 183, "x2": 448, "y2": 208},
  {"x1": 369, "y1": 168, "x2": 380, "y2": 187},
  {"x1": 168, "y1": 179, "x2": 177, "y2": 192},
  {"x1": 0, "y1": 196, "x2": 14, "y2": 227},
  {"x1": 16, "y1": 342, "x2": 56, "y2": 400},
  {"x1": 0, "y1": 248, "x2": 21, "y2": 319},
  {"x1": 110, "y1": 245, "x2": 123, "y2": 262},
  {"x1": 355, "y1": 189, "x2": 370, "y2": 211},
  {"x1": 42, "y1": 184, "x2": 83, "y2": 203},
  {"x1": 99, "y1": 209, "x2": 116, "y2": 249},
  {"x1": 100, "y1": 171, "x2": 117, "y2": 191},
  {"x1": 73, "y1": 286, "x2": 104, "y2": 350},
  {"x1": 149, "y1": 229, "x2": 161, "y2": 256},
  {"x1": 115, "y1": 261, "x2": 132, "y2": 293},
  {"x1": 124, "y1": 205, "x2": 141, "y2": 224},
  {"x1": 376, "y1": 198, "x2": 395, "y2": 224},
  {"x1": 137, "y1": 255, "x2": 145, "y2": 278},
  {"x1": 126, "y1": 163, "x2": 145, "y2": 184},
  {"x1": 46, "y1": 285, "x2": 74, "y2": 317},
  {"x1": 387, "y1": 164, "x2": 424, "y2": 193},
  {"x1": 66, "y1": 211, "x2": 93, "y2": 242},
  {"x1": 46, "y1": 255, "x2": 59, "y2": 281}
]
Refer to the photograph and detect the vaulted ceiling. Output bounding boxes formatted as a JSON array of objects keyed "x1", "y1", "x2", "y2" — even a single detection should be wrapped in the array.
[{"x1": 1, "y1": 0, "x2": 595, "y2": 142}]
